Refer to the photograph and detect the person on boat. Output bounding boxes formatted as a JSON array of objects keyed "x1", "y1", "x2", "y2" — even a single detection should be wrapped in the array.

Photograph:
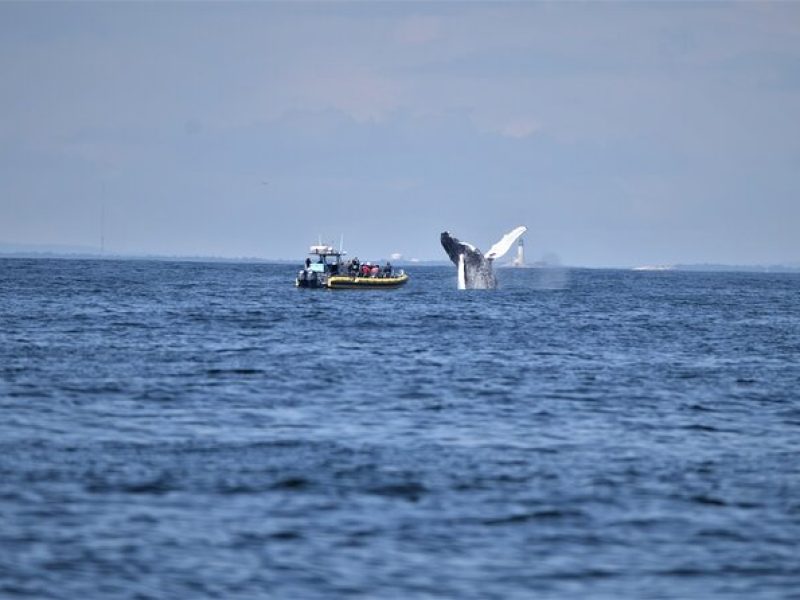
[
  {"x1": 350, "y1": 257, "x2": 360, "y2": 276},
  {"x1": 361, "y1": 263, "x2": 371, "y2": 277},
  {"x1": 383, "y1": 262, "x2": 392, "y2": 277},
  {"x1": 305, "y1": 257, "x2": 311, "y2": 269},
  {"x1": 370, "y1": 264, "x2": 380, "y2": 277}
]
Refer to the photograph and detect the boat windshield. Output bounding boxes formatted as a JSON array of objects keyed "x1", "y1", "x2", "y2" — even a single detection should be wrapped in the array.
[{"x1": 309, "y1": 263, "x2": 325, "y2": 273}]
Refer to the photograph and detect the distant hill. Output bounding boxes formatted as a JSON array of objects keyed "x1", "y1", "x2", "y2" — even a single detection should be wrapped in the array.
[
  {"x1": 672, "y1": 264, "x2": 800, "y2": 273},
  {"x1": 630, "y1": 262, "x2": 800, "y2": 273}
]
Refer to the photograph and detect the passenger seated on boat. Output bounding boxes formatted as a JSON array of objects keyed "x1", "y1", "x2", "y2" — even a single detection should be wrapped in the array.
[
  {"x1": 383, "y1": 262, "x2": 392, "y2": 277},
  {"x1": 361, "y1": 263, "x2": 371, "y2": 277},
  {"x1": 370, "y1": 265, "x2": 380, "y2": 277}
]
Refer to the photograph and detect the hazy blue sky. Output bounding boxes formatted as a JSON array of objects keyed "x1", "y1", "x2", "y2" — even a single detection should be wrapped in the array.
[{"x1": 2, "y1": 2, "x2": 799, "y2": 266}]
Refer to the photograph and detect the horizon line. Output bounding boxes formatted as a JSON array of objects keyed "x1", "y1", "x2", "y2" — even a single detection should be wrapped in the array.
[{"x1": 2, "y1": 249, "x2": 799, "y2": 273}]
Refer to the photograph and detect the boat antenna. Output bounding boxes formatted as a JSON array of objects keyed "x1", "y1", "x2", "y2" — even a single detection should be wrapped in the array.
[{"x1": 339, "y1": 233, "x2": 344, "y2": 254}]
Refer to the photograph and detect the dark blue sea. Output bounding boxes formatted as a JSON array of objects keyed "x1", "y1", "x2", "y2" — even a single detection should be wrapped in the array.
[{"x1": 1, "y1": 258, "x2": 798, "y2": 599}]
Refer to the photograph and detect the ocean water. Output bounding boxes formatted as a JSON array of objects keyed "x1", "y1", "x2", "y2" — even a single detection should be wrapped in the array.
[{"x1": 1, "y1": 258, "x2": 798, "y2": 599}]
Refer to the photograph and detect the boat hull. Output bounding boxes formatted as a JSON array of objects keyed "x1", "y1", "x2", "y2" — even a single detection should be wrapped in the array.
[
  {"x1": 295, "y1": 271, "x2": 327, "y2": 288},
  {"x1": 326, "y1": 274, "x2": 409, "y2": 289},
  {"x1": 295, "y1": 277, "x2": 326, "y2": 288}
]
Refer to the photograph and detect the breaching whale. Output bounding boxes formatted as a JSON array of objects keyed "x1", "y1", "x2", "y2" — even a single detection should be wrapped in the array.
[{"x1": 440, "y1": 226, "x2": 527, "y2": 289}]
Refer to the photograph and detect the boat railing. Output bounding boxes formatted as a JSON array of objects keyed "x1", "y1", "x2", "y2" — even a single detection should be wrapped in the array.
[{"x1": 348, "y1": 269, "x2": 404, "y2": 279}]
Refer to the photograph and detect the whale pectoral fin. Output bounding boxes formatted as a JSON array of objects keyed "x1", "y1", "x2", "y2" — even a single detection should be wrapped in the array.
[
  {"x1": 457, "y1": 253, "x2": 466, "y2": 290},
  {"x1": 486, "y1": 226, "x2": 527, "y2": 260}
]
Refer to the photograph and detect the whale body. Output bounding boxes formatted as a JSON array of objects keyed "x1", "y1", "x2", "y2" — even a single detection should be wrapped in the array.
[
  {"x1": 440, "y1": 226, "x2": 527, "y2": 289},
  {"x1": 440, "y1": 232, "x2": 495, "y2": 289}
]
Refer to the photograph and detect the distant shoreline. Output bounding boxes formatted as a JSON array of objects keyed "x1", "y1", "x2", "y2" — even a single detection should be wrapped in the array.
[
  {"x1": 1, "y1": 251, "x2": 799, "y2": 273},
  {"x1": 0, "y1": 251, "x2": 451, "y2": 268}
]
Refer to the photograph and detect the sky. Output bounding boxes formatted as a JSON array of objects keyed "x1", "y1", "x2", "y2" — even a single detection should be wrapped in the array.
[{"x1": 1, "y1": 1, "x2": 799, "y2": 266}]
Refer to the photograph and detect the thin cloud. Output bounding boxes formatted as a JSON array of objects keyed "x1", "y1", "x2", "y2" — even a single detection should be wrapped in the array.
[{"x1": 498, "y1": 118, "x2": 541, "y2": 139}]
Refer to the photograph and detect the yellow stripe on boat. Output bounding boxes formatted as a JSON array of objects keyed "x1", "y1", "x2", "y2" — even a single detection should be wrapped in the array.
[{"x1": 326, "y1": 274, "x2": 409, "y2": 289}]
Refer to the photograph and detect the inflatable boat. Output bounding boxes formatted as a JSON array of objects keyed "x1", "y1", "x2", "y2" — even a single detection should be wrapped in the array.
[
  {"x1": 326, "y1": 273, "x2": 409, "y2": 289},
  {"x1": 295, "y1": 244, "x2": 409, "y2": 289}
]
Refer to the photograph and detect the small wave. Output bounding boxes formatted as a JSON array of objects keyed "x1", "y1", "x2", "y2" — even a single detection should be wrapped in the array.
[
  {"x1": 397, "y1": 389, "x2": 435, "y2": 400},
  {"x1": 205, "y1": 368, "x2": 265, "y2": 376},
  {"x1": 535, "y1": 569, "x2": 618, "y2": 580},
  {"x1": 86, "y1": 474, "x2": 174, "y2": 495},
  {"x1": 676, "y1": 371, "x2": 701, "y2": 379},
  {"x1": 269, "y1": 530, "x2": 302, "y2": 541},
  {"x1": 654, "y1": 566, "x2": 796, "y2": 577},
  {"x1": 215, "y1": 482, "x2": 265, "y2": 494},
  {"x1": 7, "y1": 389, "x2": 53, "y2": 399},
  {"x1": 271, "y1": 476, "x2": 311, "y2": 490},
  {"x1": 108, "y1": 321, "x2": 152, "y2": 328},
  {"x1": 482, "y1": 509, "x2": 586, "y2": 525},
  {"x1": 682, "y1": 424, "x2": 722, "y2": 433},
  {"x1": 694, "y1": 528, "x2": 749, "y2": 541},
  {"x1": 367, "y1": 482, "x2": 427, "y2": 501},
  {"x1": 689, "y1": 494, "x2": 728, "y2": 506},
  {"x1": 685, "y1": 403, "x2": 715, "y2": 412},
  {"x1": 89, "y1": 481, "x2": 171, "y2": 495}
]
